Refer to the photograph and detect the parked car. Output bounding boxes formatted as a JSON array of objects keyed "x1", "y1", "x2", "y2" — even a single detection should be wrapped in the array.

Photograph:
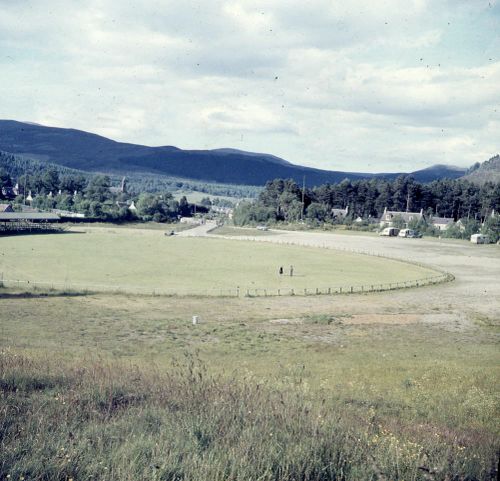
[
  {"x1": 398, "y1": 229, "x2": 422, "y2": 238},
  {"x1": 256, "y1": 225, "x2": 269, "y2": 231}
]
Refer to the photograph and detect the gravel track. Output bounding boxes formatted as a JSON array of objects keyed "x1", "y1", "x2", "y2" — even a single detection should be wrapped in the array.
[{"x1": 206, "y1": 228, "x2": 500, "y2": 323}]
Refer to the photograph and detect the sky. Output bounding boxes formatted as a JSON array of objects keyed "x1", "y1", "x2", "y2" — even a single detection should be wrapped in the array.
[{"x1": 0, "y1": 0, "x2": 499, "y2": 173}]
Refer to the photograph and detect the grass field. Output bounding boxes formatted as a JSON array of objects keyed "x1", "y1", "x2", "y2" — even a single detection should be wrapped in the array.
[
  {"x1": 1, "y1": 290, "x2": 498, "y2": 480},
  {"x1": 0, "y1": 228, "x2": 438, "y2": 294},
  {"x1": 0, "y1": 229, "x2": 498, "y2": 480}
]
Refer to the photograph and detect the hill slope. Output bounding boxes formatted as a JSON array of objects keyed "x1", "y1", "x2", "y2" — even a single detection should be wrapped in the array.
[
  {"x1": 0, "y1": 120, "x2": 466, "y2": 186},
  {"x1": 463, "y1": 155, "x2": 500, "y2": 185}
]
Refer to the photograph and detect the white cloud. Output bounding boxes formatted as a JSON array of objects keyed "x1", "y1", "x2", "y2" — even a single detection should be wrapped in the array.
[{"x1": 0, "y1": 0, "x2": 498, "y2": 172}]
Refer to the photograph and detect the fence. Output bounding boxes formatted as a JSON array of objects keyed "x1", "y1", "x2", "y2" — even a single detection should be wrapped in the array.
[{"x1": 0, "y1": 272, "x2": 454, "y2": 298}]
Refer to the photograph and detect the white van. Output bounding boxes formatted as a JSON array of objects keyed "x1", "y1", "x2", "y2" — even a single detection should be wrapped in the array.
[
  {"x1": 470, "y1": 234, "x2": 489, "y2": 244},
  {"x1": 379, "y1": 227, "x2": 400, "y2": 236}
]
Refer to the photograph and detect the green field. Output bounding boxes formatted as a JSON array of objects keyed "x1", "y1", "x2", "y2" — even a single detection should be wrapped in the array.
[
  {"x1": 0, "y1": 229, "x2": 497, "y2": 480},
  {"x1": 0, "y1": 228, "x2": 438, "y2": 294},
  {"x1": 1, "y1": 290, "x2": 498, "y2": 480}
]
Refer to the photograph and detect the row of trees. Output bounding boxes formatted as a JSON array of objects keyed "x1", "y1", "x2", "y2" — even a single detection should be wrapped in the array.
[
  {"x1": 233, "y1": 177, "x2": 500, "y2": 241},
  {"x1": 0, "y1": 168, "x2": 202, "y2": 222}
]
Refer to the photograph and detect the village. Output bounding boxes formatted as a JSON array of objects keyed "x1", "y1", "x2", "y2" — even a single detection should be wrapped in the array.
[{"x1": 1, "y1": 175, "x2": 498, "y2": 245}]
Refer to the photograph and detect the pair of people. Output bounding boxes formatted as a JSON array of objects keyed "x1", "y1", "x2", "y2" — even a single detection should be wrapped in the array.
[{"x1": 279, "y1": 265, "x2": 294, "y2": 276}]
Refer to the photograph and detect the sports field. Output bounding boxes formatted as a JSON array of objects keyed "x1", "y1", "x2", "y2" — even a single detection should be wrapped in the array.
[{"x1": 0, "y1": 227, "x2": 438, "y2": 294}]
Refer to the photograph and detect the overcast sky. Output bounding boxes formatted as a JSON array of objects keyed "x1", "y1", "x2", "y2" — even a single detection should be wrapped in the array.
[{"x1": 0, "y1": 0, "x2": 499, "y2": 172}]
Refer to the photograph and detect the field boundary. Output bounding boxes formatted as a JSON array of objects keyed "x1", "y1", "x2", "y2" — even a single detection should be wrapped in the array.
[{"x1": 0, "y1": 273, "x2": 453, "y2": 298}]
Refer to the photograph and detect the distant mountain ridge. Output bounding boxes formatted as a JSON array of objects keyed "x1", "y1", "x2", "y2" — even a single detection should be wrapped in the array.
[
  {"x1": 463, "y1": 155, "x2": 500, "y2": 185},
  {"x1": 0, "y1": 120, "x2": 469, "y2": 186}
]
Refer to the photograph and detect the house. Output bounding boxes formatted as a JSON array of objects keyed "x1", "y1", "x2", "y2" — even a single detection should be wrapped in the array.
[
  {"x1": 431, "y1": 216, "x2": 454, "y2": 231},
  {"x1": 379, "y1": 207, "x2": 424, "y2": 228},
  {"x1": 180, "y1": 217, "x2": 201, "y2": 225},
  {"x1": 332, "y1": 206, "x2": 349, "y2": 221},
  {"x1": 51, "y1": 209, "x2": 85, "y2": 219},
  {"x1": 211, "y1": 205, "x2": 234, "y2": 218},
  {"x1": 0, "y1": 204, "x2": 14, "y2": 213}
]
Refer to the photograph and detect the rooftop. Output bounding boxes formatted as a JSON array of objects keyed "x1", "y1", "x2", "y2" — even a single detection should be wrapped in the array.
[{"x1": 0, "y1": 212, "x2": 60, "y2": 221}]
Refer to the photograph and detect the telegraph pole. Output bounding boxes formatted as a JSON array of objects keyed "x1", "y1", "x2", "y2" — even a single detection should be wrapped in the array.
[{"x1": 301, "y1": 175, "x2": 306, "y2": 221}]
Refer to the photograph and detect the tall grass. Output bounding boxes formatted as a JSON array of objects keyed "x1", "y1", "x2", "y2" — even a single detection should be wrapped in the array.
[{"x1": 1, "y1": 350, "x2": 497, "y2": 481}]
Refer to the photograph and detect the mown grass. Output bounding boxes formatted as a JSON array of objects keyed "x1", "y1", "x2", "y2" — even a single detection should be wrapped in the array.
[
  {"x1": 1, "y1": 350, "x2": 498, "y2": 481},
  {"x1": 0, "y1": 231, "x2": 437, "y2": 294}
]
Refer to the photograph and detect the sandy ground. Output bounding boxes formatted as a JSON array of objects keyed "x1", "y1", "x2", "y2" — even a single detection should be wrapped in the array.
[{"x1": 203, "y1": 228, "x2": 500, "y2": 328}]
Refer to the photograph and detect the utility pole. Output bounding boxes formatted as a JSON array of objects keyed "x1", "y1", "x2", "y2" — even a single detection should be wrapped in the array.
[
  {"x1": 406, "y1": 191, "x2": 410, "y2": 212},
  {"x1": 23, "y1": 165, "x2": 27, "y2": 205},
  {"x1": 301, "y1": 175, "x2": 306, "y2": 221}
]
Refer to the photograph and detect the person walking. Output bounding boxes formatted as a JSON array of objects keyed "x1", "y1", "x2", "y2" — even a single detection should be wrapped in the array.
[
  {"x1": 279, "y1": 266, "x2": 283, "y2": 275},
  {"x1": 290, "y1": 265, "x2": 294, "y2": 277}
]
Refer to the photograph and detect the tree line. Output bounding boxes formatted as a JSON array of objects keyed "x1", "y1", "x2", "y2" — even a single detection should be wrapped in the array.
[
  {"x1": 0, "y1": 167, "x2": 205, "y2": 222},
  {"x1": 233, "y1": 177, "x2": 500, "y2": 241}
]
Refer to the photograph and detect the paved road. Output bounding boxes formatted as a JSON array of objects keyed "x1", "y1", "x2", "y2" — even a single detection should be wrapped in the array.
[{"x1": 176, "y1": 221, "x2": 218, "y2": 237}]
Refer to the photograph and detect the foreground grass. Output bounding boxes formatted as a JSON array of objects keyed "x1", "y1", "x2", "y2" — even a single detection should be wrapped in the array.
[
  {"x1": 1, "y1": 289, "x2": 499, "y2": 479},
  {"x1": 1, "y1": 350, "x2": 497, "y2": 481}
]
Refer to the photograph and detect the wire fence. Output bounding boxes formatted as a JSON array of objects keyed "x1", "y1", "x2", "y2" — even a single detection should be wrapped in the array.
[{"x1": 0, "y1": 272, "x2": 454, "y2": 298}]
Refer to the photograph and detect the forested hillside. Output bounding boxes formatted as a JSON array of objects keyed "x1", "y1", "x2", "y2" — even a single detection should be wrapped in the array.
[
  {"x1": 0, "y1": 151, "x2": 260, "y2": 199},
  {"x1": 463, "y1": 155, "x2": 500, "y2": 185},
  {"x1": 0, "y1": 120, "x2": 467, "y2": 186}
]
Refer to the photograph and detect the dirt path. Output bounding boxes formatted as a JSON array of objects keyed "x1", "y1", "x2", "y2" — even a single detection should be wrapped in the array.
[
  {"x1": 206, "y1": 229, "x2": 500, "y2": 323},
  {"x1": 176, "y1": 220, "x2": 218, "y2": 237}
]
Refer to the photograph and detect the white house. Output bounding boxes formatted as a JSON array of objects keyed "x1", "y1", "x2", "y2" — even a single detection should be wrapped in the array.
[
  {"x1": 431, "y1": 216, "x2": 454, "y2": 231},
  {"x1": 379, "y1": 207, "x2": 424, "y2": 228}
]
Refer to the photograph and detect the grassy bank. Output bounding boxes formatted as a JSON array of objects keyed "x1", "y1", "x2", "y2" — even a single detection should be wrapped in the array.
[{"x1": 1, "y1": 350, "x2": 497, "y2": 481}]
